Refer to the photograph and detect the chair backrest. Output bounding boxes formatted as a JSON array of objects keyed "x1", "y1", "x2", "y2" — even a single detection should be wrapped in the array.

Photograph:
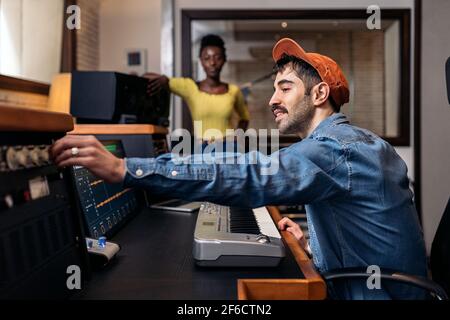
[
  {"x1": 430, "y1": 197, "x2": 450, "y2": 295},
  {"x1": 446, "y1": 56, "x2": 450, "y2": 104}
]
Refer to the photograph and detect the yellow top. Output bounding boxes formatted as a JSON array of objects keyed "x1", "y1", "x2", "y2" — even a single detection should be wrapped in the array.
[{"x1": 169, "y1": 77, "x2": 250, "y2": 140}]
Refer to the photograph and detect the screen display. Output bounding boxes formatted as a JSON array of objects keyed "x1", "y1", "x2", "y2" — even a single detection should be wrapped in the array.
[{"x1": 72, "y1": 140, "x2": 139, "y2": 239}]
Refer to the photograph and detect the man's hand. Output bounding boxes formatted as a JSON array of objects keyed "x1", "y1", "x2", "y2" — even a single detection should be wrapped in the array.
[
  {"x1": 142, "y1": 72, "x2": 169, "y2": 96},
  {"x1": 50, "y1": 135, "x2": 126, "y2": 184},
  {"x1": 278, "y1": 217, "x2": 309, "y2": 252}
]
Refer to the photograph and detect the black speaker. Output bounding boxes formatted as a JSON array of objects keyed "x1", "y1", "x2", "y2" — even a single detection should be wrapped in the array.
[
  {"x1": 70, "y1": 71, "x2": 170, "y2": 126},
  {"x1": 446, "y1": 57, "x2": 450, "y2": 104}
]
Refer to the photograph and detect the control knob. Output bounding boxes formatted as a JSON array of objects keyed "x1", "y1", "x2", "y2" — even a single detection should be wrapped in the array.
[
  {"x1": 30, "y1": 145, "x2": 50, "y2": 166},
  {"x1": 6, "y1": 147, "x2": 32, "y2": 170}
]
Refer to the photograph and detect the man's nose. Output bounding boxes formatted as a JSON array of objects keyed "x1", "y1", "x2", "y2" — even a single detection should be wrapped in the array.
[{"x1": 269, "y1": 91, "x2": 280, "y2": 107}]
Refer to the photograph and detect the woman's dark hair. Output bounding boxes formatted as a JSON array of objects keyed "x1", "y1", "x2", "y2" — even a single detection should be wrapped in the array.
[{"x1": 199, "y1": 34, "x2": 227, "y2": 61}]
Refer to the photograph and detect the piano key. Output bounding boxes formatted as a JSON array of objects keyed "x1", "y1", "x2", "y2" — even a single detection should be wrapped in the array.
[
  {"x1": 252, "y1": 207, "x2": 281, "y2": 238},
  {"x1": 229, "y1": 207, "x2": 261, "y2": 234}
]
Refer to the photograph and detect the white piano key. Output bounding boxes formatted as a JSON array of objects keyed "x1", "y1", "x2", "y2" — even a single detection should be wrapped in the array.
[{"x1": 252, "y1": 207, "x2": 281, "y2": 238}]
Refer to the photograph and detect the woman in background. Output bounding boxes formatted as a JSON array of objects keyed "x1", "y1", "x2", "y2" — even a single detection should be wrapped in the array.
[{"x1": 144, "y1": 34, "x2": 249, "y2": 142}]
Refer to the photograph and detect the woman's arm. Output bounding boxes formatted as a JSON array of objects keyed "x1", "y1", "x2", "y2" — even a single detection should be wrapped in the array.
[{"x1": 234, "y1": 87, "x2": 250, "y2": 130}]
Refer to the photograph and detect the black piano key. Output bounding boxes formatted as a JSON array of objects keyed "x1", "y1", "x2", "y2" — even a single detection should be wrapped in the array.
[{"x1": 229, "y1": 207, "x2": 261, "y2": 234}]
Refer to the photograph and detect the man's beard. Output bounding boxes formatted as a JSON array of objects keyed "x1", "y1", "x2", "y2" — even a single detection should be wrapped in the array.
[{"x1": 278, "y1": 95, "x2": 315, "y2": 135}]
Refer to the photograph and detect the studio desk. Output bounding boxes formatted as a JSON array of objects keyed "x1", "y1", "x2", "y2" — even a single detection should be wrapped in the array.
[
  {"x1": 76, "y1": 205, "x2": 326, "y2": 300},
  {"x1": 0, "y1": 105, "x2": 325, "y2": 300}
]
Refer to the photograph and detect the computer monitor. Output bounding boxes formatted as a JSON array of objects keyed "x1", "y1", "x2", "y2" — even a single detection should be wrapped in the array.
[{"x1": 71, "y1": 140, "x2": 141, "y2": 239}]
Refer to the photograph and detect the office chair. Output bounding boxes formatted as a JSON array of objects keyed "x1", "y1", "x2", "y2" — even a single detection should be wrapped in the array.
[
  {"x1": 430, "y1": 197, "x2": 450, "y2": 296},
  {"x1": 445, "y1": 56, "x2": 450, "y2": 104},
  {"x1": 322, "y1": 197, "x2": 450, "y2": 300}
]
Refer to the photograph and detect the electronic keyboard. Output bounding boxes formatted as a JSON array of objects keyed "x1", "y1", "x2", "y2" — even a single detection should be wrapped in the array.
[{"x1": 193, "y1": 202, "x2": 285, "y2": 267}]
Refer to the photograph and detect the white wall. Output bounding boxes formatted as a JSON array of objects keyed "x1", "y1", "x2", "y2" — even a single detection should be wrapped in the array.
[
  {"x1": 22, "y1": 0, "x2": 63, "y2": 82},
  {"x1": 421, "y1": 0, "x2": 450, "y2": 253},
  {"x1": 0, "y1": 0, "x2": 22, "y2": 77},
  {"x1": 99, "y1": 0, "x2": 162, "y2": 74},
  {"x1": 0, "y1": 0, "x2": 63, "y2": 83}
]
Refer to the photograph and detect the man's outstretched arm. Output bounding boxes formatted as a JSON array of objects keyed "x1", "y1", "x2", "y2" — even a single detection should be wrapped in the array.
[{"x1": 51, "y1": 135, "x2": 349, "y2": 208}]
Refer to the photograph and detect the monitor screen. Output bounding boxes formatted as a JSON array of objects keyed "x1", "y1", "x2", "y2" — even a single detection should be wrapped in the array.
[{"x1": 72, "y1": 140, "x2": 139, "y2": 239}]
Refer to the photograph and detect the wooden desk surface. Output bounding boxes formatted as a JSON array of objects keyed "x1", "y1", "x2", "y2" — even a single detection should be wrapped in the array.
[
  {"x1": 69, "y1": 124, "x2": 168, "y2": 135},
  {"x1": 0, "y1": 104, "x2": 73, "y2": 132}
]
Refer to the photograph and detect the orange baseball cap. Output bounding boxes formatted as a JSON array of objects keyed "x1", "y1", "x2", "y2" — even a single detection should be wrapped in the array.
[{"x1": 272, "y1": 38, "x2": 349, "y2": 107}]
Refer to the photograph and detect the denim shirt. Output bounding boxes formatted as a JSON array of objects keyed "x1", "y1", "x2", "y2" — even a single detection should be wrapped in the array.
[{"x1": 124, "y1": 113, "x2": 427, "y2": 300}]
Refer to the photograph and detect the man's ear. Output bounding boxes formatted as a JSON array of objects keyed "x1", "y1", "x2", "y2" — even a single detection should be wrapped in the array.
[{"x1": 311, "y1": 82, "x2": 330, "y2": 106}]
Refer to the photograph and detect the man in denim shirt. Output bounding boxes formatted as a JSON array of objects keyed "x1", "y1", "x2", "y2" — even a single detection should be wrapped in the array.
[{"x1": 51, "y1": 38, "x2": 427, "y2": 299}]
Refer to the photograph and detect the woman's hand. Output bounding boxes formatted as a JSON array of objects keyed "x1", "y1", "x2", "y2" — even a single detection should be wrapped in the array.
[
  {"x1": 50, "y1": 135, "x2": 126, "y2": 184},
  {"x1": 142, "y1": 72, "x2": 169, "y2": 96},
  {"x1": 278, "y1": 217, "x2": 309, "y2": 252}
]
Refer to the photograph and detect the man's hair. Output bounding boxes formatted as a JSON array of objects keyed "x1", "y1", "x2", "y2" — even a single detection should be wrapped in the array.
[
  {"x1": 274, "y1": 54, "x2": 340, "y2": 112},
  {"x1": 199, "y1": 34, "x2": 227, "y2": 62}
]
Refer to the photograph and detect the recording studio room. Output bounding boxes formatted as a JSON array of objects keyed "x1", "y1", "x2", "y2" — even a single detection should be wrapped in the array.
[{"x1": 0, "y1": 0, "x2": 449, "y2": 304}]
